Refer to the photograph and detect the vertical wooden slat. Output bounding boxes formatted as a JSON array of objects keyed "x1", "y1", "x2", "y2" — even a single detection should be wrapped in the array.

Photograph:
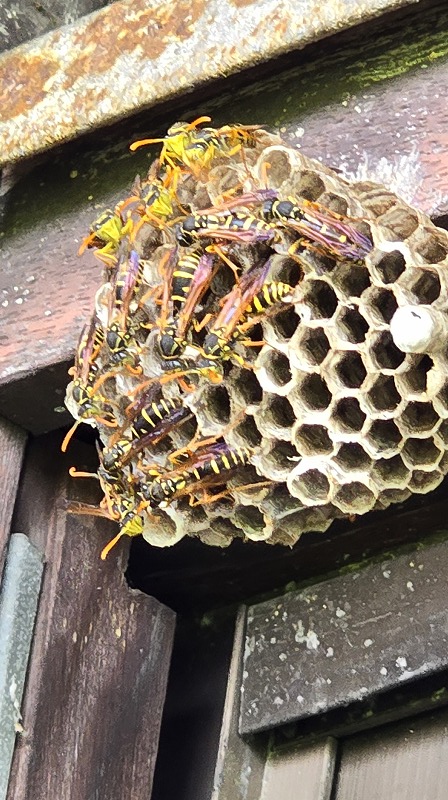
[
  {"x1": 335, "y1": 709, "x2": 448, "y2": 800},
  {"x1": 261, "y1": 739, "x2": 337, "y2": 800},
  {"x1": 0, "y1": 418, "x2": 27, "y2": 579},
  {"x1": 212, "y1": 607, "x2": 267, "y2": 800},
  {"x1": 6, "y1": 432, "x2": 176, "y2": 800}
]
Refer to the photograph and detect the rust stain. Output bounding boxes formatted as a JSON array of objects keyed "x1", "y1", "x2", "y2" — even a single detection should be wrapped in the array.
[
  {"x1": 228, "y1": 0, "x2": 257, "y2": 6},
  {"x1": 64, "y1": 0, "x2": 206, "y2": 85},
  {"x1": 0, "y1": 55, "x2": 59, "y2": 121}
]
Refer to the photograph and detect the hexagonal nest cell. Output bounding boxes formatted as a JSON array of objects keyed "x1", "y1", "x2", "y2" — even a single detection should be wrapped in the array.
[{"x1": 66, "y1": 125, "x2": 448, "y2": 552}]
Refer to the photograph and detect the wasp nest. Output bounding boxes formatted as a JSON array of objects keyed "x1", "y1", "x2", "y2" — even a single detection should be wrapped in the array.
[{"x1": 66, "y1": 123, "x2": 448, "y2": 552}]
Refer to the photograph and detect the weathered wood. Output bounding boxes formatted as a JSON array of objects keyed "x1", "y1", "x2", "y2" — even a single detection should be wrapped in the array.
[
  {"x1": 261, "y1": 739, "x2": 337, "y2": 800},
  {"x1": 335, "y1": 708, "x2": 448, "y2": 800},
  {"x1": 0, "y1": 0, "x2": 418, "y2": 164},
  {"x1": 7, "y1": 432, "x2": 176, "y2": 800},
  {"x1": 0, "y1": 0, "x2": 110, "y2": 54},
  {"x1": 212, "y1": 608, "x2": 267, "y2": 800},
  {"x1": 240, "y1": 537, "x2": 448, "y2": 735},
  {"x1": 0, "y1": 418, "x2": 27, "y2": 578},
  {"x1": 1, "y1": 0, "x2": 447, "y2": 432}
]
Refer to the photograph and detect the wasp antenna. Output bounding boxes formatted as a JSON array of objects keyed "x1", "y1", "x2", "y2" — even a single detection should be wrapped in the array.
[
  {"x1": 186, "y1": 115, "x2": 212, "y2": 130},
  {"x1": 100, "y1": 530, "x2": 126, "y2": 560},
  {"x1": 69, "y1": 466, "x2": 99, "y2": 479},
  {"x1": 61, "y1": 419, "x2": 82, "y2": 453},
  {"x1": 130, "y1": 137, "x2": 164, "y2": 152},
  {"x1": 78, "y1": 232, "x2": 96, "y2": 256}
]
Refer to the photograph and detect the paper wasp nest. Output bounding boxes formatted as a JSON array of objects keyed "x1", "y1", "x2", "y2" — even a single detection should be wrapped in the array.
[{"x1": 70, "y1": 130, "x2": 448, "y2": 549}]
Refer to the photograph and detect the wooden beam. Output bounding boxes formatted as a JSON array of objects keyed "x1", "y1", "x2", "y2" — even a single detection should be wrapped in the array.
[
  {"x1": 0, "y1": 418, "x2": 27, "y2": 578},
  {"x1": 240, "y1": 537, "x2": 448, "y2": 735},
  {"x1": 7, "y1": 432, "x2": 176, "y2": 800},
  {"x1": 261, "y1": 739, "x2": 337, "y2": 800}
]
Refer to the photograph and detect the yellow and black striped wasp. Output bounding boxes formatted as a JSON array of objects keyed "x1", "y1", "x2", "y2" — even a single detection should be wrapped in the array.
[
  {"x1": 176, "y1": 209, "x2": 277, "y2": 248},
  {"x1": 156, "y1": 247, "x2": 217, "y2": 359},
  {"x1": 260, "y1": 195, "x2": 373, "y2": 263},
  {"x1": 102, "y1": 392, "x2": 193, "y2": 475},
  {"x1": 62, "y1": 314, "x2": 117, "y2": 452},
  {"x1": 139, "y1": 442, "x2": 254, "y2": 509},
  {"x1": 194, "y1": 259, "x2": 294, "y2": 381},
  {"x1": 66, "y1": 455, "x2": 147, "y2": 559},
  {"x1": 78, "y1": 206, "x2": 134, "y2": 270},
  {"x1": 130, "y1": 116, "x2": 264, "y2": 177}
]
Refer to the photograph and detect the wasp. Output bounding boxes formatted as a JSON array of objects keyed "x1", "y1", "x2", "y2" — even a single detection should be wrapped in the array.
[
  {"x1": 140, "y1": 442, "x2": 254, "y2": 508},
  {"x1": 261, "y1": 196, "x2": 373, "y2": 262},
  {"x1": 105, "y1": 247, "x2": 157, "y2": 373},
  {"x1": 78, "y1": 206, "x2": 134, "y2": 269},
  {"x1": 157, "y1": 248, "x2": 217, "y2": 359},
  {"x1": 130, "y1": 117, "x2": 264, "y2": 176},
  {"x1": 62, "y1": 314, "x2": 116, "y2": 452},
  {"x1": 66, "y1": 459, "x2": 146, "y2": 559},
  {"x1": 102, "y1": 395, "x2": 193, "y2": 474},
  {"x1": 195, "y1": 261, "x2": 293, "y2": 380},
  {"x1": 176, "y1": 210, "x2": 277, "y2": 248}
]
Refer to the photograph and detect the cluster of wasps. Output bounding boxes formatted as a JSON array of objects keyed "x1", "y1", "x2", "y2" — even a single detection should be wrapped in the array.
[{"x1": 64, "y1": 116, "x2": 373, "y2": 559}]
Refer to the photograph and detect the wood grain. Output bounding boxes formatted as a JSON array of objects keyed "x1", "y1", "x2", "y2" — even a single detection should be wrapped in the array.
[
  {"x1": 1, "y1": 0, "x2": 448, "y2": 432},
  {"x1": 335, "y1": 708, "x2": 448, "y2": 800},
  {"x1": 0, "y1": 417, "x2": 27, "y2": 579},
  {"x1": 7, "y1": 432, "x2": 176, "y2": 800},
  {"x1": 240, "y1": 537, "x2": 448, "y2": 735},
  {"x1": 212, "y1": 607, "x2": 267, "y2": 800},
  {"x1": 261, "y1": 739, "x2": 337, "y2": 800}
]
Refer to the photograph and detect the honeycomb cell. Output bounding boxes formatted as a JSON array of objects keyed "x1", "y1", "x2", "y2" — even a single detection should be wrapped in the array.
[
  {"x1": 371, "y1": 250, "x2": 406, "y2": 284},
  {"x1": 333, "y1": 481, "x2": 377, "y2": 514},
  {"x1": 290, "y1": 326, "x2": 330, "y2": 369},
  {"x1": 229, "y1": 414, "x2": 263, "y2": 448},
  {"x1": 331, "y1": 262, "x2": 371, "y2": 298},
  {"x1": 316, "y1": 191, "x2": 349, "y2": 215},
  {"x1": 398, "y1": 401, "x2": 439, "y2": 437},
  {"x1": 401, "y1": 437, "x2": 442, "y2": 470},
  {"x1": 331, "y1": 351, "x2": 367, "y2": 390},
  {"x1": 334, "y1": 306, "x2": 369, "y2": 344},
  {"x1": 371, "y1": 455, "x2": 410, "y2": 489},
  {"x1": 256, "y1": 347, "x2": 293, "y2": 395},
  {"x1": 333, "y1": 442, "x2": 371, "y2": 471},
  {"x1": 376, "y1": 206, "x2": 419, "y2": 239},
  {"x1": 292, "y1": 373, "x2": 332, "y2": 413},
  {"x1": 364, "y1": 419, "x2": 402, "y2": 457},
  {"x1": 287, "y1": 461, "x2": 333, "y2": 506},
  {"x1": 364, "y1": 374, "x2": 401, "y2": 415},
  {"x1": 293, "y1": 423, "x2": 334, "y2": 456},
  {"x1": 408, "y1": 269, "x2": 441, "y2": 304},
  {"x1": 330, "y1": 398, "x2": 366, "y2": 435},
  {"x1": 201, "y1": 516, "x2": 240, "y2": 544},
  {"x1": 435, "y1": 419, "x2": 448, "y2": 446},
  {"x1": 293, "y1": 170, "x2": 327, "y2": 201},
  {"x1": 258, "y1": 441, "x2": 300, "y2": 481},
  {"x1": 370, "y1": 331, "x2": 406, "y2": 371},
  {"x1": 199, "y1": 383, "x2": 231, "y2": 427},
  {"x1": 258, "y1": 394, "x2": 296, "y2": 439},
  {"x1": 231, "y1": 368, "x2": 263, "y2": 406},
  {"x1": 233, "y1": 505, "x2": 270, "y2": 540},
  {"x1": 266, "y1": 305, "x2": 300, "y2": 341},
  {"x1": 412, "y1": 230, "x2": 448, "y2": 263},
  {"x1": 361, "y1": 286, "x2": 398, "y2": 326},
  {"x1": 300, "y1": 279, "x2": 338, "y2": 320},
  {"x1": 260, "y1": 483, "x2": 304, "y2": 518},
  {"x1": 394, "y1": 355, "x2": 434, "y2": 397},
  {"x1": 408, "y1": 469, "x2": 444, "y2": 494}
]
